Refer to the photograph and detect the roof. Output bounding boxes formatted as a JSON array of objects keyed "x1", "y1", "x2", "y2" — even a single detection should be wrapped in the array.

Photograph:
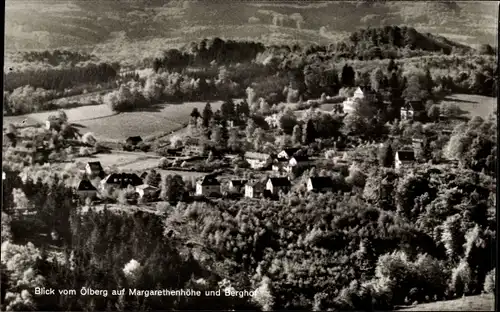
[
  {"x1": 244, "y1": 152, "x2": 271, "y2": 160},
  {"x1": 135, "y1": 184, "x2": 159, "y2": 190},
  {"x1": 291, "y1": 155, "x2": 309, "y2": 162},
  {"x1": 77, "y1": 180, "x2": 97, "y2": 191},
  {"x1": 198, "y1": 175, "x2": 220, "y2": 186},
  {"x1": 102, "y1": 173, "x2": 143, "y2": 186},
  {"x1": 309, "y1": 177, "x2": 334, "y2": 189},
  {"x1": 246, "y1": 180, "x2": 264, "y2": 189},
  {"x1": 229, "y1": 180, "x2": 247, "y2": 187},
  {"x1": 404, "y1": 100, "x2": 425, "y2": 111},
  {"x1": 87, "y1": 161, "x2": 103, "y2": 171},
  {"x1": 280, "y1": 148, "x2": 300, "y2": 157},
  {"x1": 126, "y1": 136, "x2": 143, "y2": 143},
  {"x1": 396, "y1": 150, "x2": 415, "y2": 161},
  {"x1": 140, "y1": 172, "x2": 148, "y2": 179},
  {"x1": 268, "y1": 177, "x2": 291, "y2": 187}
]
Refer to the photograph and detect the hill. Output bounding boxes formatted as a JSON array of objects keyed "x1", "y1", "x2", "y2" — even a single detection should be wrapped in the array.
[
  {"x1": 5, "y1": 1, "x2": 497, "y2": 66},
  {"x1": 396, "y1": 294, "x2": 495, "y2": 311}
]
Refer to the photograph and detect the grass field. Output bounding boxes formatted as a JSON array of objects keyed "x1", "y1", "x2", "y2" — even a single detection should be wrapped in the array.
[
  {"x1": 396, "y1": 294, "x2": 495, "y2": 311},
  {"x1": 439, "y1": 94, "x2": 496, "y2": 119},
  {"x1": 4, "y1": 100, "x2": 225, "y2": 140}
]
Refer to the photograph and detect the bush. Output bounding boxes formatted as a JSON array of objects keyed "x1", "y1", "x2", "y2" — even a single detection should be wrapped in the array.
[{"x1": 483, "y1": 268, "x2": 495, "y2": 294}]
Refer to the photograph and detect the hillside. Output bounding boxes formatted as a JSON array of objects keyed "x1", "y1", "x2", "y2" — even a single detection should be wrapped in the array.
[
  {"x1": 396, "y1": 294, "x2": 495, "y2": 311},
  {"x1": 5, "y1": 1, "x2": 497, "y2": 66}
]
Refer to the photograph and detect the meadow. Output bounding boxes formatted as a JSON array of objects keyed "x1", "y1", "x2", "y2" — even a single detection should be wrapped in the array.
[
  {"x1": 438, "y1": 94, "x2": 496, "y2": 118},
  {"x1": 397, "y1": 294, "x2": 495, "y2": 311},
  {"x1": 4, "y1": 100, "x2": 224, "y2": 141}
]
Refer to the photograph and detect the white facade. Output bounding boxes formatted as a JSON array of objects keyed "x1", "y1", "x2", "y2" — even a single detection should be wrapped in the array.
[
  {"x1": 401, "y1": 108, "x2": 414, "y2": 120},
  {"x1": 135, "y1": 185, "x2": 159, "y2": 199},
  {"x1": 244, "y1": 185, "x2": 261, "y2": 198}
]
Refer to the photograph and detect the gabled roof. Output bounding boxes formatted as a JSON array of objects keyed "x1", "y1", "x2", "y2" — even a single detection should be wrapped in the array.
[
  {"x1": 396, "y1": 150, "x2": 415, "y2": 161},
  {"x1": 77, "y1": 180, "x2": 97, "y2": 191},
  {"x1": 309, "y1": 177, "x2": 334, "y2": 189},
  {"x1": 126, "y1": 136, "x2": 143, "y2": 144},
  {"x1": 229, "y1": 180, "x2": 247, "y2": 187},
  {"x1": 87, "y1": 161, "x2": 103, "y2": 172},
  {"x1": 290, "y1": 155, "x2": 310, "y2": 162},
  {"x1": 198, "y1": 175, "x2": 220, "y2": 186},
  {"x1": 244, "y1": 152, "x2": 271, "y2": 160},
  {"x1": 102, "y1": 173, "x2": 143, "y2": 186},
  {"x1": 246, "y1": 180, "x2": 264, "y2": 188},
  {"x1": 280, "y1": 148, "x2": 300, "y2": 157},
  {"x1": 268, "y1": 177, "x2": 291, "y2": 187}
]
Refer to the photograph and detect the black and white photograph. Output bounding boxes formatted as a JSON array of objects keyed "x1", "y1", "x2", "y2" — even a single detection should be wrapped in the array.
[{"x1": 1, "y1": 0, "x2": 498, "y2": 311}]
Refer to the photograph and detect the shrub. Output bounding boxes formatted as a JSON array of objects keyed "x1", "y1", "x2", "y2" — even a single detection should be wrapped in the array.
[{"x1": 483, "y1": 268, "x2": 495, "y2": 294}]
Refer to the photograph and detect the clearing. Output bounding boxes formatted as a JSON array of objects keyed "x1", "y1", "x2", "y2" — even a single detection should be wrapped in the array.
[
  {"x1": 396, "y1": 293, "x2": 495, "y2": 311},
  {"x1": 438, "y1": 94, "x2": 496, "y2": 119}
]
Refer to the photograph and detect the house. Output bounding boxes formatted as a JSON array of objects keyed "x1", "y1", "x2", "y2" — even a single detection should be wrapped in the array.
[
  {"x1": 101, "y1": 173, "x2": 143, "y2": 190},
  {"x1": 277, "y1": 148, "x2": 300, "y2": 160},
  {"x1": 196, "y1": 175, "x2": 221, "y2": 197},
  {"x1": 307, "y1": 177, "x2": 334, "y2": 193},
  {"x1": 85, "y1": 162, "x2": 104, "y2": 177},
  {"x1": 266, "y1": 177, "x2": 291, "y2": 195},
  {"x1": 395, "y1": 150, "x2": 416, "y2": 170},
  {"x1": 126, "y1": 136, "x2": 143, "y2": 146},
  {"x1": 244, "y1": 152, "x2": 272, "y2": 170},
  {"x1": 244, "y1": 180, "x2": 264, "y2": 199},
  {"x1": 45, "y1": 118, "x2": 63, "y2": 131},
  {"x1": 76, "y1": 179, "x2": 99, "y2": 200},
  {"x1": 272, "y1": 157, "x2": 288, "y2": 172},
  {"x1": 285, "y1": 155, "x2": 312, "y2": 173},
  {"x1": 342, "y1": 86, "x2": 377, "y2": 115},
  {"x1": 228, "y1": 179, "x2": 247, "y2": 193},
  {"x1": 135, "y1": 184, "x2": 160, "y2": 200},
  {"x1": 401, "y1": 101, "x2": 425, "y2": 121}
]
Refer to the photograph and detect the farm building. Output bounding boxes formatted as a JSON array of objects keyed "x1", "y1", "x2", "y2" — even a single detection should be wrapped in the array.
[
  {"x1": 228, "y1": 179, "x2": 247, "y2": 193},
  {"x1": 101, "y1": 173, "x2": 144, "y2": 190},
  {"x1": 244, "y1": 152, "x2": 272, "y2": 169},
  {"x1": 196, "y1": 175, "x2": 221, "y2": 197},
  {"x1": 266, "y1": 177, "x2": 291, "y2": 195},
  {"x1": 76, "y1": 179, "x2": 99, "y2": 200},
  {"x1": 277, "y1": 148, "x2": 300, "y2": 160},
  {"x1": 395, "y1": 150, "x2": 416, "y2": 170},
  {"x1": 85, "y1": 162, "x2": 104, "y2": 178},
  {"x1": 307, "y1": 177, "x2": 334, "y2": 192},
  {"x1": 244, "y1": 180, "x2": 264, "y2": 199},
  {"x1": 126, "y1": 136, "x2": 143, "y2": 146},
  {"x1": 135, "y1": 184, "x2": 160, "y2": 200}
]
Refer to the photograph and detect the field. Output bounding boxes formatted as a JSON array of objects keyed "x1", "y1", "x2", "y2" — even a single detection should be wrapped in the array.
[
  {"x1": 4, "y1": 100, "x2": 225, "y2": 141},
  {"x1": 396, "y1": 294, "x2": 495, "y2": 311},
  {"x1": 439, "y1": 94, "x2": 496, "y2": 119}
]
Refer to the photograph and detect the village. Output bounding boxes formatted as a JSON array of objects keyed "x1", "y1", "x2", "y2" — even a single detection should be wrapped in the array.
[{"x1": 3, "y1": 84, "x2": 449, "y2": 211}]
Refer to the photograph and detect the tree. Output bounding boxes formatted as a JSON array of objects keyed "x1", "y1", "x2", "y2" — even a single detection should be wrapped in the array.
[
  {"x1": 370, "y1": 68, "x2": 384, "y2": 92},
  {"x1": 378, "y1": 143, "x2": 394, "y2": 168},
  {"x1": 238, "y1": 100, "x2": 250, "y2": 117},
  {"x1": 387, "y1": 58, "x2": 397, "y2": 72},
  {"x1": 302, "y1": 119, "x2": 317, "y2": 144},
  {"x1": 221, "y1": 98, "x2": 235, "y2": 120},
  {"x1": 202, "y1": 102, "x2": 213, "y2": 128},
  {"x1": 292, "y1": 124, "x2": 302, "y2": 146},
  {"x1": 245, "y1": 119, "x2": 256, "y2": 139},
  {"x1": 341, "y1": 64, "x2": 355, "y2": 87},
  {"x1": 279, "y1": 113, "x2": 298, "y2": 135},
  {"x1": 145, "y1": 170, "x2": 161, "y2": 188},
  {"x1": 191, "y1": 108, "x2": 201, "y2": 119},
  {"x1": 161, "y1": 175, "x2": 186, "y2": 203},
  {"x1": 56, "y1": 109, "x2": 68, "y2": 123},
  {"x1": 427, "y1": 104, "x2": 440, "y2": 121}
]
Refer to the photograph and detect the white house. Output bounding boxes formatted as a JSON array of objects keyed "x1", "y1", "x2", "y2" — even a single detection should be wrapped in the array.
[
  {"x1": 244, "y1": 180, "x2": 264, "y2": 198},
  {"x1": 266, "y1": 177, "x2": 291, "y2": 195},
  {"x1": 285, "y1": 155, "x2": 313, "y2": 173},
  {"x1": 135, "y1": 184, "x2": 159, "y2": 200},
  {"x1": 395, "y1": 150, "x2": 416, "y2": 170},
  {"x1": 244, "y1": 152, "x2": 272, "y2": 170},
  {"x1": 342, "y1": 86, "x2": 376, "y2": 115},
  {"x1": 307, "y1": 177, "x2": 334, "y2": 193},
  {"x1": 196, "y1": 175, "x2": 221, "y2": 197}
]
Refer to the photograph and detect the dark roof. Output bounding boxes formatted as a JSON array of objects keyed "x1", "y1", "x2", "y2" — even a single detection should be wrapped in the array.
[
  {"x1": 405, "y1": 100, "x2": 425, "y2": 111},
  {"x1": 103, "y1": 173, "x2": 143, "y2": 187},
  {"x1": 140, "y1": 172, "x2": 148, "y2": 179},
  {"x1": 230, "y1": 180, "x2": 247, "y2": 187},
  {"x1": 309, "y1": 177, "x2": 334, "y2": 189},
  {"x1": 281, "y1": 148, "x2": 300, "y2": 157},
  {"x1": 397, "y1": 150, "x2": 415, "y2": 161},
  {"x1": 126, "y1": 136, "x2": 143, "y2": 144},
  {"x1": 268, "y1": 177, "x2": 291, "y2": 187},
  {"x1": 291, "y1": 155, "x2": 309, "y2": 162},
  {"x1": 87, "y1": 161, "x2": 103, "y2": 172},
  {"x1": 77, "y1": 180, "x2": 97, "y2": 191},
  {"x1": 198, "y1": 175, "x2": 220, "y2": 186},
  {"x1": 246, "y1": 180, "x2": 264, "y2": 188}
]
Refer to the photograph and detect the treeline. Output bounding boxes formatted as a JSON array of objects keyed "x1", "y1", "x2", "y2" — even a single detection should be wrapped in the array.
[
  {"x1": 150, "y1": 38, "x2": 265, "y2": 72},
  {"x1": 4, "y1": 62, "x2": 118, "y2": 92},
  {"x1": 11, "y1": 50, "x2": 97, "y2": 67}
]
